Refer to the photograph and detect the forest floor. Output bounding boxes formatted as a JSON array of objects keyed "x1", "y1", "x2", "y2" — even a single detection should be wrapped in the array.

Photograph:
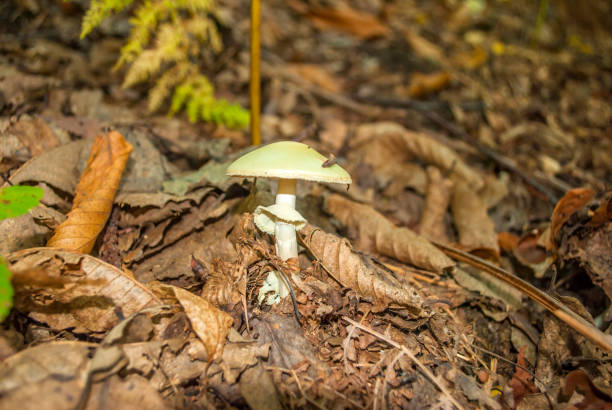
[{"x1": 1, "y1": 0, "x2": 611, "y2": 409}]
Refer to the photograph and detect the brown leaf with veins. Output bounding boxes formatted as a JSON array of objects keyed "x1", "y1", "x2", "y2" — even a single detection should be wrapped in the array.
[
  {"x1": 6, "y1": 247, "x2": 161, "y2": 335},
  {"x1": 353, "y1": 123, "x2": 484, "y2": 191},
  {"x1": 47, "y1": 131, "x2": 133, "y2": 253},
  {"x1": 299, "y1": 224, "x2": 424, "y2": 316},
  {"x1": 325, "y1": 194, "x2": 454, "y2": 273},
  {"x1": 164, "y1": 285, "x2": 233, "y2": 361}
]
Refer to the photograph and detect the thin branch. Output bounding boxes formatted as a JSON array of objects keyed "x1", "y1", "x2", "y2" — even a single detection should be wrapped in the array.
[{"x1": 342, "y1": 316, "x2": 466, "y2": 410}]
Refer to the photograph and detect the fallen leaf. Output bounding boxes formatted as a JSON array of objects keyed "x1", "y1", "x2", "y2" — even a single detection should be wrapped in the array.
[
  {"x1": 325, "y1": 194, "x2": 454, "y2": 273},
  {"x1": 47, "y1": 131, "x2": 133, "y2": 253},
  {"x1": 407, "y1": 71, "x2": 451, "y2": 98},
  {"x1": 303, "y1": 5, "x2": 390, "y2": 39},
  {"x1": 404, "y1": 28, "x2": 445, "y2": 64},
  {"x1": 163, "y1": 284, "x2": 233, "y2": 361},
  {"x1": 508, "y1": 346, "x2": 538, "y2": 404},
  {"x1": 562, "y1": 369, "x2": 612, "y2": 410},
  {"x1": 354, "y1": 122, "x2": 484, "y2": 191},
  {"x1": 0, "y1": 341, "x2": 95, "y2": 410},
  {"x1": 0, "y1": 185, "x2": 44, "y2": 220},
  {"x1": 551, "y1": 187, "x2": 596, "y2": 244},
  {"x1": 6, "y1": 247, "x2": 161, "y2": 334},
  {"x1": 419, "y1": 166, "x2": 453, "y2": 243},
  {"x1": 451, "y1": 181, "x2": 500, "y2": 259},
  {"x1": 287, "y1": 64, "x2": 343, "y2": 93},
  {"x1": 299, "y1": 223, "x2": 424, "y2": 315}
]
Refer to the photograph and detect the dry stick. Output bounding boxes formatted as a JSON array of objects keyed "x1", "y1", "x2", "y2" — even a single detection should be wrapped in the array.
[
  {"x1": 342, "y1": 317, "x2": 466, "y2": 410},
  {"x1": 250, "y1": 0, "x2": 261, "y2": 146},
  {"x1": 433, "y1": 241, "x2": 612, "y2": 352}
]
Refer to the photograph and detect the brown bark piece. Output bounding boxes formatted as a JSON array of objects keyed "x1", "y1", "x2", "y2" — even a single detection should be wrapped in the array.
[
  {"x1": 47, "y1": 131, "x2": 133, "y2": 254},
  {"x1": 420, "y1": 166, "x2": 453, "y2": 243},
  {"x1": 299, "y1": 224, "x2": 423, "y2": 315},
  {"x1": 451, "y1": 181, "x2": 500, "y2": 259},
  {"x1": 325, "y1": 194, "x2": 454, "y2": 273}
]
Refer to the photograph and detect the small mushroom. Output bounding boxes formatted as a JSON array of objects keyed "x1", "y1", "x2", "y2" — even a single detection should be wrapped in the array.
[{"x1": 227, "y1": 141, "x2": 351, "y2": 304}]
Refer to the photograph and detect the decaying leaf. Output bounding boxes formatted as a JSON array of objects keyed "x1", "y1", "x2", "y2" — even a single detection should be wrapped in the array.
[
  {"x1": 6, "y1": 247, "x2": 162, "y2": 334},
  {"x1": 162, "y1": 284, "x2": 233, "y2": 360},
  {"x1": 0, "y1": 341, "x2": 95, "y2": 410},
  {"x1": 561, "y1": 369, "x2": 612, "y2": 409},
  {"x1": 299, "y1": 4, "x2": 391, "y2": 39},
  {"x1": 47, "y1": 131, "x2": 133, "y2": 253},
  {"x1": 325, "y1": 194, "x2": 454, "y2": 273},
  {"x1": 287, "y1": 64, "x2": 343, "y2": 93},
  {"x1": 299, "y1": 223, "x2": 424, "y2": 315},
  {"x1": 508, "y1": 347, "x2": 538, "y2": 405},
  {"x1": 451, "y1": 181, "x2": 500, "y2": 259},
  {"x1": 353, "y1": 122, "x2": 484, "y2": 191},
  {"x1": 407, "y1": 71, "x2": 451, "y2": 98},
  {"x1": 551, "y1": 187, "x2": 596, "y2": 243},
  {"x1": 420, "y1": 166, "x2": 453, "y2": 243}
]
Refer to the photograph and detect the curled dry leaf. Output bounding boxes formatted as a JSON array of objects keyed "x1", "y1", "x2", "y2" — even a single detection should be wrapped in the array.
[
  {"x1": 6, "y1": 247, "x2": 162, "y2": 334},
  {"x1": 354, "y1": 122, "x2": 483, "y2": 191},
  {"x1": 162, "y1": 284, "x2": 233, "y2": 361},
  {"x1": 299, "y1": 224, "x2": 424, "y2": 315},
  {"x1": 325, "y1": 194, "x2": 454, "y2": 273},
  {"x1": 200, "y1": 258, "x2": 243, "y2": 308},
  {"x1": 451, "y1": 181, "x2": 500, "y2": 259},
  {"x1": 551, "y1": 187, "x2": 596, "y2": 245},
  {"x1": 47, "y1": 131, "x2": 133, "y2": 253},
  {"x1": 420, "y1": 166, "x2": 453, "y2": 243}
]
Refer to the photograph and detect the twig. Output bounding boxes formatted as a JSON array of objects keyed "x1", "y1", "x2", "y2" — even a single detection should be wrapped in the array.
[
  {"x1": 342, "y1": 316, "x2": 466, "y2": 410},
  {"x1": 433, "y1": 241, "x2": 612, "y2": 352},
  {"x1": 291, "y1": 369, "x2": 325, "y2": 410}
]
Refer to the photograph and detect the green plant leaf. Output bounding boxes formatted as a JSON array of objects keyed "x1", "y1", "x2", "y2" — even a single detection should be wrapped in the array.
[
  {"x1": 0, "y1": 185, "x2": 44, "y2": 220},
  {"x1": 0, "y1": 258, "x2": 13, "y2": 322}
]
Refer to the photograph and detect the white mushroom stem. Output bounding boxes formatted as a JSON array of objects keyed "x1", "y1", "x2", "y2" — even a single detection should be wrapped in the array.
[{"x1": 274, "y1": 178, "x2": 298, "y2": 261}]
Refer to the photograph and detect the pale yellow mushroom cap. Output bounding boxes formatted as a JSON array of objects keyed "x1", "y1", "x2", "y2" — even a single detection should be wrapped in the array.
[{"x1": 226, "y1": 141, "x2": 351, "y2": 184}]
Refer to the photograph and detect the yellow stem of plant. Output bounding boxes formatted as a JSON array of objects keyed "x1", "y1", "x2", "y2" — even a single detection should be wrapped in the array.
[{"x1": 250, "y1": 0, "x2": 261, "y2": 146}]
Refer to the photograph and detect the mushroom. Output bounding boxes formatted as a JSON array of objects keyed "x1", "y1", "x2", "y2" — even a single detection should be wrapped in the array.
[{"x1": 227, "y1": 141, "x2": 351, "y2": 304}]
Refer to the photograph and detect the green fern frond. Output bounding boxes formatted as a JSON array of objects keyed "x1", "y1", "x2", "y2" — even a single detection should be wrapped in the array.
[
  {"x1": 123, "y1": 22, "x2": 184, "y2": 87},
  {"x1": 169, "y1": 75, "x2": 249, "y2": 128},
  {"x1": 80, "y1": 0, "x2": 247, "y2": 129},
  {"x1": 148, "y1": 61, "x2": 194, "y2": 112},
  {"x1": 80, "y1": 0, "x2": 135, "y2": 38}
]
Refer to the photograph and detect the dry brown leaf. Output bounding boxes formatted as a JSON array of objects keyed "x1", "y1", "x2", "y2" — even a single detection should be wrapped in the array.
[
  {"x1": 47, "y1": 131, "x2": 133, "y2": 253},
  {"x1": 404, "y1": 28, "x2": 445, "y2": 64},
  {"x1": 325, "y1": 194, "x2": 454, "y2": 273},
  {"x1": 304, "y1": 5, "x2": 390, "y2": 39},
  {"x1": 0, "y1": 341, "x2": 94, "y2": 410},
  {"x1": 164, "y1": 285, "x2": 233, "y2": 361},
  {"x1": 6, "y1": 247, "x2": 162, "y2": 334},
  {"x1": 287, "y1": 63, "x2": 343, "y2": 93},
  {"x1": 407, "y1": 71, "x2": 451, "y2": 98},
  {"x1": 451, "y1": 181, "x2": 500, "y2": 259},
  {"x1": 420, "y1": 166, "x2": 453, "y2": 243},
  {"x1": 354, "y1": 122, "x2": 484, "y2": 191},
  {"x1": 299, "y1": 223, "x2": 424, "y2": 315},
  {"x1": 551, "y1": 187, "x2": 595, "y2": 243}
]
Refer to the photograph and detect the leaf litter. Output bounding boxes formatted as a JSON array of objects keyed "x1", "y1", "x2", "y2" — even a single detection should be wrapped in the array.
[{"x1": 1, "y1": 0, "x2": 612, "y2": 408}]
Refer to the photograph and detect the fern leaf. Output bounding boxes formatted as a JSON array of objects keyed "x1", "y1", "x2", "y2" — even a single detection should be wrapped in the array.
[{"x1": 81, "y1": 0, "x2": 135, "y2": 38}]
